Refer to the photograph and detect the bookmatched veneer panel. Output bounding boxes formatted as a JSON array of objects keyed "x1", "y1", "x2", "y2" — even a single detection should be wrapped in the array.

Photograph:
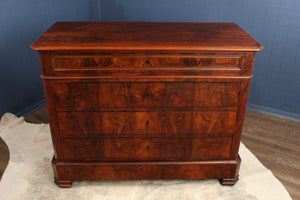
[
  {"x1": 52, "y1": 54, "x2": 245, "y2": 76},
  {"x1": 57, "y1": 111, "x2": 237, "y2": 136},
  {"x1": 52, "y1": 82, "x2": 240, "y2": 109},
  {"x1": 61, "y1": 137, "x2": 232, "y2": 161}
]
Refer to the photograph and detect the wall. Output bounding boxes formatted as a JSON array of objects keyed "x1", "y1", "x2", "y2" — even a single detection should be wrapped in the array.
[
  {"x1": 0, "y1": 0, "x2": 99, "y2": 116},
  {"x1": 100, "y1": 0, "x2": 300, "y2": 120},
  {"x1": 1, "y1": 0, "x2": 300, "y2": 120}
]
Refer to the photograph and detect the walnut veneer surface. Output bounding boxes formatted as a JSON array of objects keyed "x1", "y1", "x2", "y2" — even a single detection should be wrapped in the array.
[
  {"x1": 31, "y1": 22, "x2": 263, "y2": 187},
  {"x1": 18, "y1": 108, "x2": 300, "y2": 199}
]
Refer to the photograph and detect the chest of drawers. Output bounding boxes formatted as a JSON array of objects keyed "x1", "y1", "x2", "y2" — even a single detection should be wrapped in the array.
[{"x1": 31, "y1": 22, "x2": 263, "y2": 187}]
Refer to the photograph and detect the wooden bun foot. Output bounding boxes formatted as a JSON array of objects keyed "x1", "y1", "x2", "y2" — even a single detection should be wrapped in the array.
[
  {"x1": 54, "y1": 178, "x2": 72, "y2": 188},
  {"x1": 219, "y1": 176, "x2": 239, "y2": 186}
]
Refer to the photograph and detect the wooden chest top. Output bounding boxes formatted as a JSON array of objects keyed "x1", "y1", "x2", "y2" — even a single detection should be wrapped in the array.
[{"x1": 31, "y1": 22, "x2": 263, "y2": 51}]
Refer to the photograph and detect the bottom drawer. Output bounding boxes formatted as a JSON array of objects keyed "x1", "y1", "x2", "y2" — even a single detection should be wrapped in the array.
[{"x1": 61, "y1": 137, "x2": 232, "y2": 161}]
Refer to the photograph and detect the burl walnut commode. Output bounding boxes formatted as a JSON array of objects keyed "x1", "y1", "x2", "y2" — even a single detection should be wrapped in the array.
[{"x1": 31, "y1": 22, "x2": 263, "y2": 188}]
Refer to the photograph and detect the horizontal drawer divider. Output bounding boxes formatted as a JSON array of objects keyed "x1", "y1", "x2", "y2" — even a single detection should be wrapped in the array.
[
  {"x1": 50, "y1": 51, "x2": 246, "y2": 57},
  {"x1": 63, "y1": 159, "x2": 239, "y2": 166},
  {"x1": 53, "y1": 67, "x2": 241, "y2": 72},
  {"x1": 56, "y1": 107, "x2": 238, "y2": 112},
  {"x1": 60, "y1": 135, "x2": 234, "y2": 139},
  {"x1": 41, "y1": 75, "x2": 253, "y2": 81}
]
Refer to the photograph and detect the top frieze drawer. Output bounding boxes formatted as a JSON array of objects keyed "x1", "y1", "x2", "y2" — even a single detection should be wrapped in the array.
[{"x1": 40, "y1": 52, "x2": 254, "y2": 77}]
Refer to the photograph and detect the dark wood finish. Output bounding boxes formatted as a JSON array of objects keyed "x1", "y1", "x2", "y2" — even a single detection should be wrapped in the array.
[
  {"x1": 30, "y1": 22, "x2": 263, "y2": 187},
  {"x1": 54, "y1": 55, "x2": 241, "y2": 69},
  {"x1": 40, "y1": 51, "x2": 254, "y2": 77},
  {"x1": 19, "y1": 109, "x2": 299, "y2": 199},
  {"x1": 30, "y1": 22, "x2": 263, "y2": 51},
  {"x1": 51, "y1": 53, "x2": 246, "y2": 76},
  {"x1": 61, "y1": 137, "x2": 232, "y2": 161},
  {"x1": 57, "y1": 111, "x2": 237, "y2": 136},
  {"x1": 61, "y1": 157, "x2": 241, "y2": 181},
  {"x1": 219, "y1": 177, "x2": 240, "y2": 186},
  {"x1": 51, "y1": 82, "x2": 240, "y2": 109}
]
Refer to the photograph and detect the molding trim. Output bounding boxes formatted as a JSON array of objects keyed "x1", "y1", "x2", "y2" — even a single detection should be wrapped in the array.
[
  {"x1": 247, "y1": 103, "x2": 300, "y2": 122},
  {"x1": 16, "y1": 100, "x2": 300, "y2": 122},
  {"x1": 16, "y1": 99, "x2": 46, "y2": 117}
]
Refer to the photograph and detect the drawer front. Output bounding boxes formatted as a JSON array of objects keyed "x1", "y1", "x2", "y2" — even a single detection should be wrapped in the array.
[
  {"x1": 61, "y1": 137, "x2": 232, "y2": 161},
  {"x1": 54, "y1": 55, "x2": 241, "y2": 69},
  {"x1": 52, "y1": 82, "x2": 240, "y2": 109},
  {"x1": 51, "y1": 54, "x2": 245, "y2": 76},
  {"x1": 57, "y1": 111, "x2": 237, "y2": 136}
]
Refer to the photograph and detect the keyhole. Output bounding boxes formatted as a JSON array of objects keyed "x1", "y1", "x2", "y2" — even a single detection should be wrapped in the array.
[
  {"x1": 146, "y1": 146, "x2": 150, "y2": 151},
  {"x1": 146, "y1": 121, "x2": 149, "y2": 126},
  {"x1": 143, "y1": 59, "x2": 152, "y2": 68}
]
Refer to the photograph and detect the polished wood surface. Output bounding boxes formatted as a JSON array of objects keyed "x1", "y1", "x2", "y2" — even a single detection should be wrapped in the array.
[
  {"x1": 57, "y1": 111, "x2": 237, "y2": 136},
  {"x1": 51, "y1": 82, "x2": 240, "y2": 109},
  {"x1": 61, "y1": 137, "x2": 232, "y2": 161},
  {"x1": 39, "y1": 51, "x2": 255, "y2": 77},
  {"x1": 54, "y1": 55, "x2": 241, "y2": 69},
  {"x1": 30, "y1": 22, "x2": 263, "y2": 51},
  {"x1": 30, "y1": 22, "x2": 262, "y2": 187},
  {"x1": 2, "y1": 109, "x2": 298, "y2": 198}
]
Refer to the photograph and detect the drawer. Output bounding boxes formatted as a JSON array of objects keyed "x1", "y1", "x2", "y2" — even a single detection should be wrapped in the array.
[
  {"x1": 61, "y1": 137, "x2": 232, "y2": 161},
  {"x1": 54, "y1": 55, "x2": 242, "y2": 69},
  {"x1": 52, "y1": 82, "x2": 240, "y2": 109},
  {"x1": 57, "y1": 111, "x2": 237, "y2": 136},
  {"x1": 51, "y1": 54, "x2": 245, "y2": 76}
]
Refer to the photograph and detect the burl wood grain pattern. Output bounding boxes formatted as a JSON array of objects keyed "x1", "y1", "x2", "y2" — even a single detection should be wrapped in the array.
[
  {"x1": 31, "y1": 22, "x2": 263, "y2": 188},
  {"x1": 51, "y1": 82, "x2": 240, "y2": 109},
  {"x1": 57, "y1": 111, "x2": 237, "y2": 136},
  {"x1": 61, "y1": 137, "x2": 232, "y2": 161},
  {"x1": 54, "y1": 56, "x2": 241, "y2": 69},
  {"x1": 43, "y1": 51, "x2": 255, "y2": 76},
  {"x1": 22, "y1": 108, "x2": 300, "y2": 199}
]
